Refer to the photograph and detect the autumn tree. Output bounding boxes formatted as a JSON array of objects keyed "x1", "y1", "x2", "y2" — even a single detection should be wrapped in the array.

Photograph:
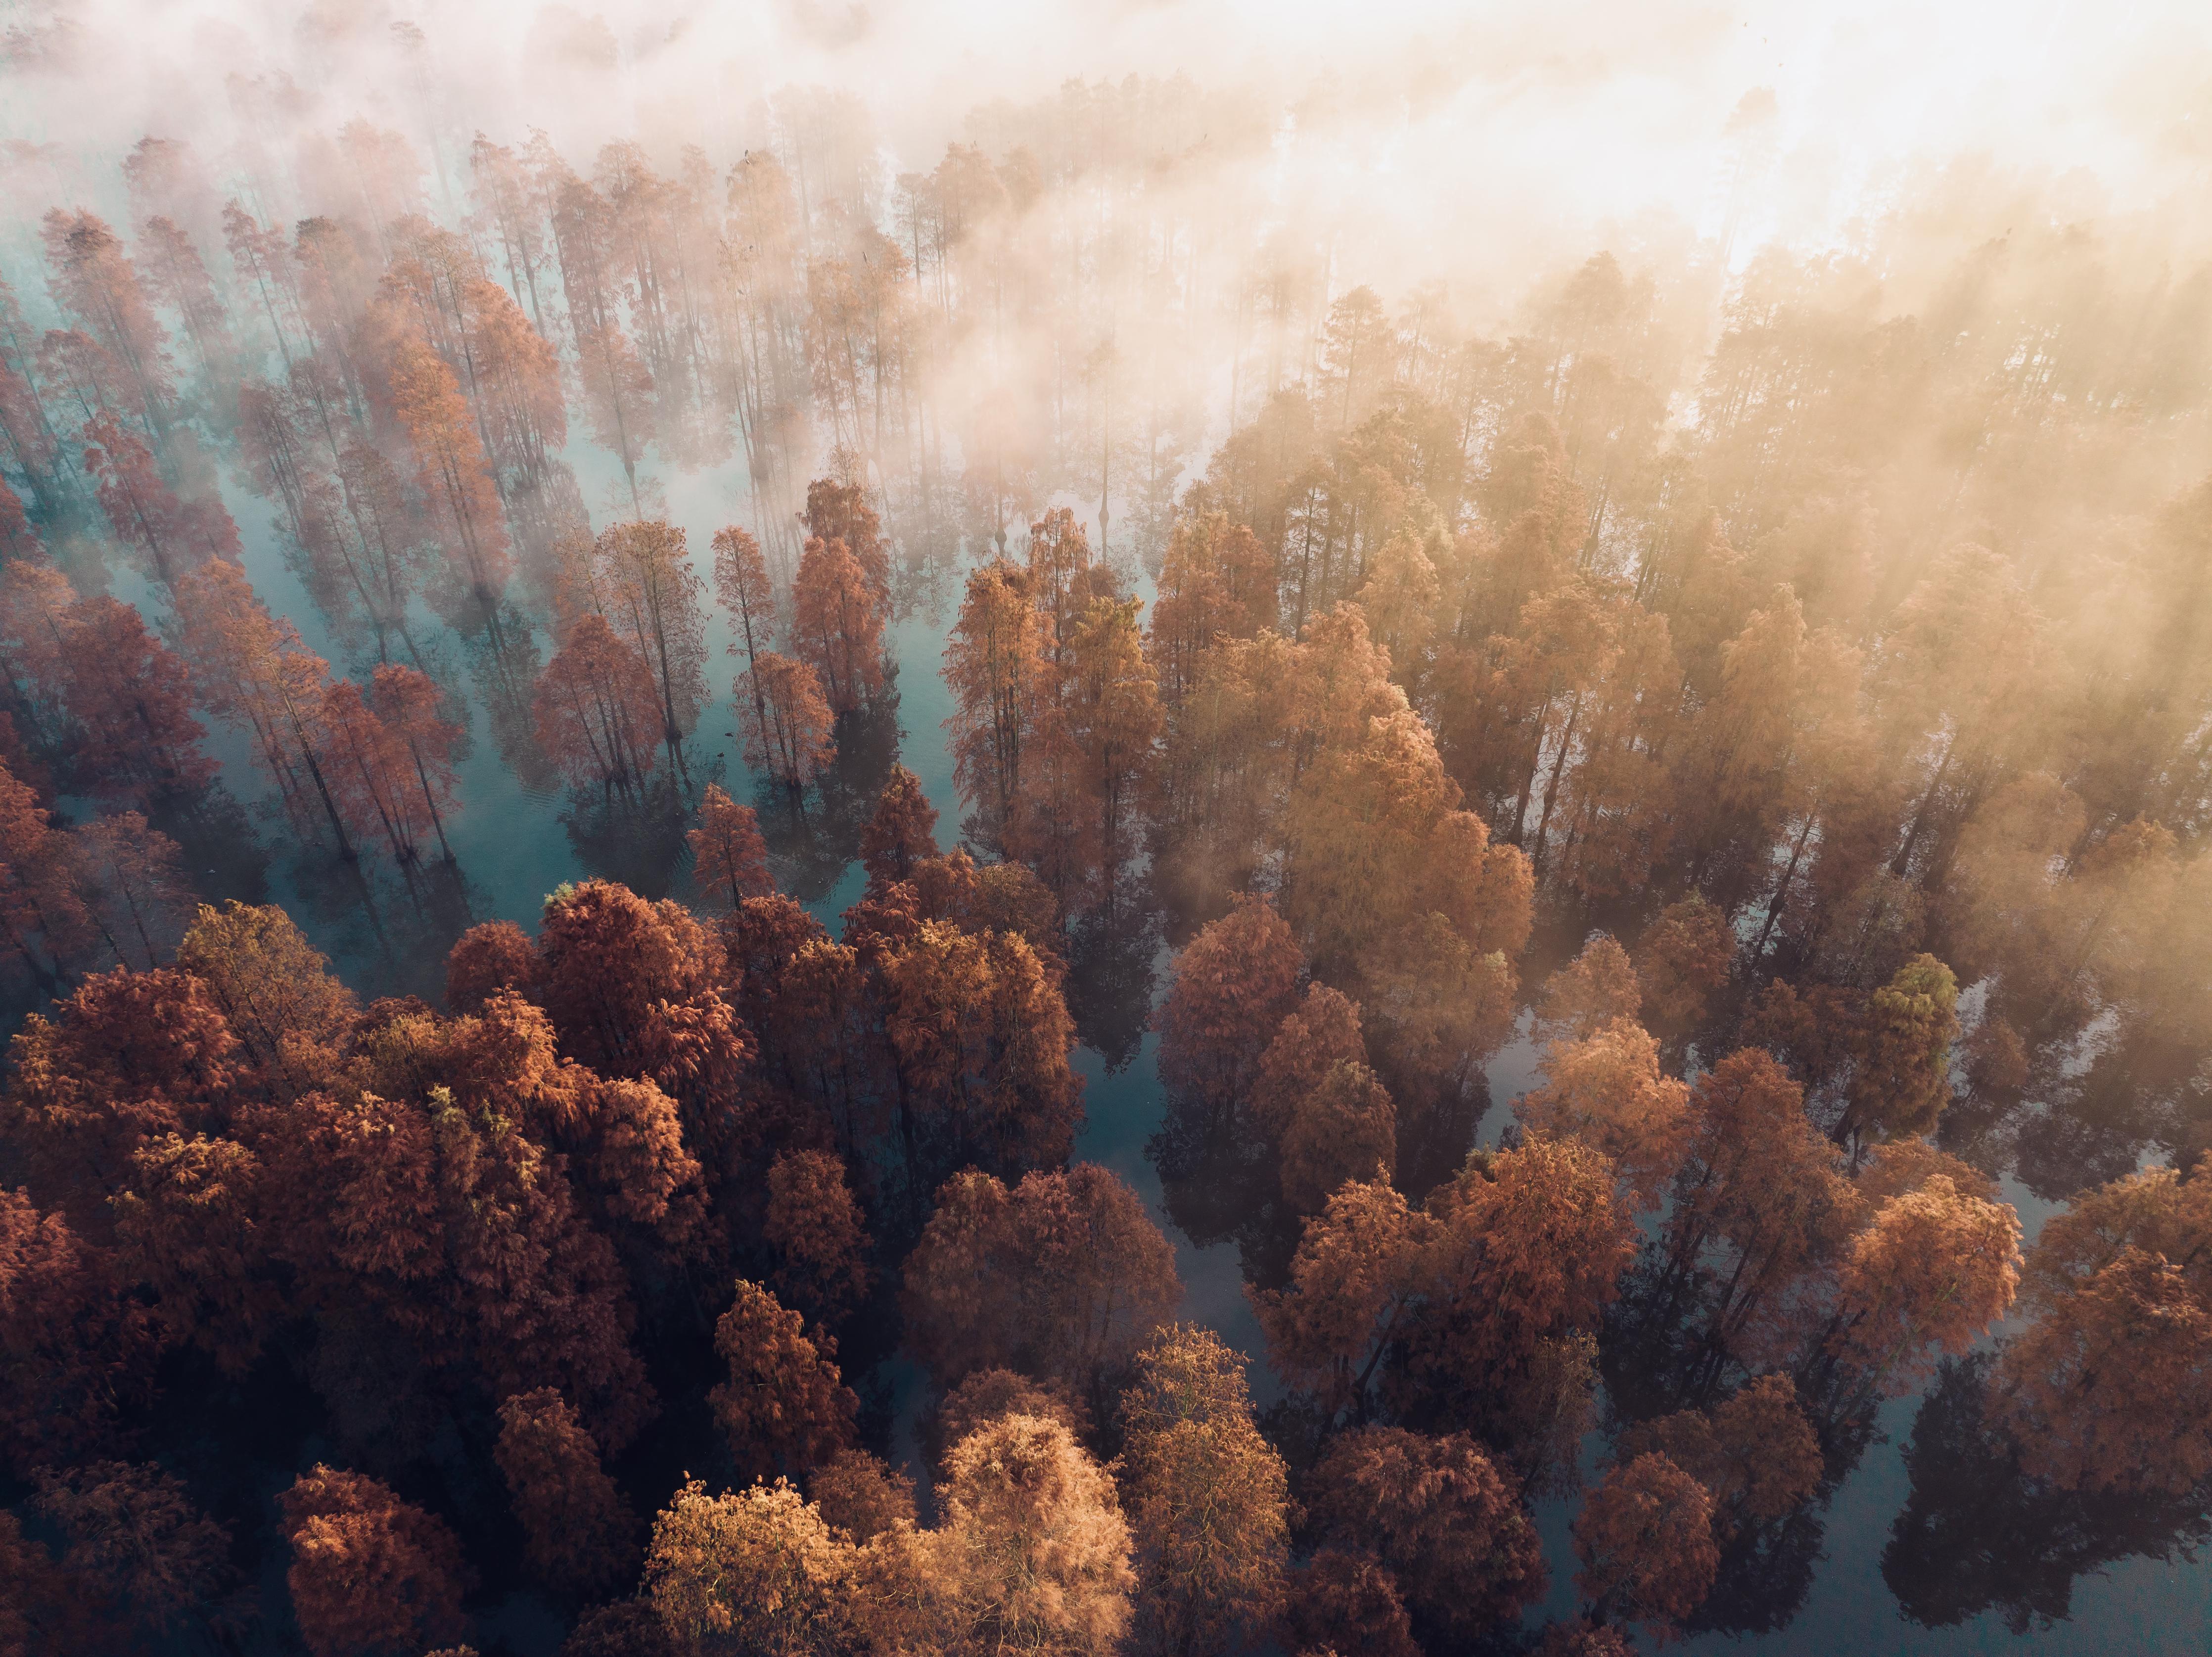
[
  {"x1": 277, "y1": 1465, "x2": 471, "y2": 1657},
  {"x1": 810, "y1": 1449, "x2": 916, "y2": 1544},
  {"x1": 1279, "y1": 1060, "x2": 1397, "y2": 1213},
  {"x1": 535, "y1": 613, "x2": 663, "y2": 800},
  {"x1": 765, "y1": 1148, "x2": 875, "y2": 1323},
  {"x1": 644, "y1": 1477, "x2": 864, "y2": 1657},
  {"x1": 495, "y1": 1387, "x2": 640, "y2": 1598},
  {"x1": 1116, "y1": 1325, "x2": 1290, "y2": 1657},
  {"x1": 902, "y1": 1165, "x2": 1180, "y2": 1413},
  {"x1": 741, "y1": 651, "x2": 836, "y2": 796},
  {"x1": 861, "y1": 764, "x2": 939, "y2": 885},
  {"x1": 591, "y1": 518, "x2": 709, "y2": 766},
  {"x1": 1618, "y1": 1373, "x2": 1823, "y2": 1538},
  {"x1": 1634, "y1": 894, "x2": 1735, "y2": 1044},
  {"x1": 1993, "y1": 1165, "x2": 2212, "y2": 1494},
  {"x1": 879, "y1": 921, "x2": 1085, "y2": 1191},
  {"x1": 712, "y1": 523, "x2": 777, "y2": 735},
  {"x1": 1275, "y1": 1550, "x2": 1419, "y2": 1657},
  {"x1": 1516, "y1": 1018, "x2": 1691, "y2": 1209},
  {"x1": 82, "y1": 410, "x2": 238, "y2": 585},
  {"x1": 927, "y1": 1413, "x2": 1135, "y2": 1657},
  {"x1": 1154, "y1": 895, "x2": 1303, "y2": 1128},
  {"x1": 791, "y1": 535, "x2": 886, "y2": 716},
  {"x1": 709, "y1": 1278, "x2": 858, "y2": 1481},
  {"x1": 1572, "y1": 1452, "x2": 1719, "y2": 1642},
  {"x1": 944, "y1": 558, "x2": 1044, "y2": 844},
  {"x1": 42, "y1": 209, "x2": 174, "y2": 433},
  {"x1": 33, "y1": 1461, "x2": 235, "y2": 1643},
  {"x1": 1535, "y1": 933, "x2": 1643, "y2": 1042},
  {"x1": 0, "y1": 1188, "x2": 158, "y2": 1472},
  {"x1": 1306, "y1": 1427, "x2": 1548, "y2": 1642},
  {"x1": 688, "y1": 783, "x2": 772, "y2": 908}
]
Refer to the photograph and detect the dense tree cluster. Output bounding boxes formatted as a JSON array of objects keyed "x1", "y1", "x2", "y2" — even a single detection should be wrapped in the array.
[{"x1": 0, "y1": 30, "x2": 2207, "y2": 1657}]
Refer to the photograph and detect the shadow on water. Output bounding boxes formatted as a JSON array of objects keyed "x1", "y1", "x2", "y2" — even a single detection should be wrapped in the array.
[{"x1": 1883, "y1": 1353, "x2": 2212, "y2": 1635}]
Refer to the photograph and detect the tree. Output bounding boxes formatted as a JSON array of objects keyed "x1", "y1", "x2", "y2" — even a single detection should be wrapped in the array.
[
  {"x1": 901, "y1": 1165, "x2": 1180, "y2": 1412},
  {"x1": 741, "y1": 652, "x2": 836, "y2": 795},
  {"x1": 709, "y1": 1278, "x2": 858, "y2": 1481},
  {"x1": 495, "y1": 1387, "x2": 640, "y2": 1598},
  {"x1": 369, "y1": 663, "x2": 462, "y2": 861},
  {"x1": 1249, "y1": 982, "x2": 1366, "y2": 1137},
  {"x1": 805, "y1": 478, "x2": 890, "y2": 614},
  {"x1": 52, "y1": 595, "x2": 216, "y2": 807},
  {"x1": 1634, "y1": 894, "x2": 1734, "y2": 1041},
  {"x1": 809, "y1": 1449, "x2": 916, "y2": 1544},
  {"x1": 861, "y1": 764, "x2": 938, "y2": 885},
  {"x1": 1658, "y1": 1048, "x2": 1859, "y2": 1381},
  {"x1": 926, "y1": 1412, "x2": 1135, "y2": 1657},
  {"x1": 576, "y1": 323, "x2": 656, "y2": 514},
  {"x1": 688, "y1": 784, "x2": 772, "y2": 908},
  {"x1": 535, "y1": 613, "x2": 663, "y2": 800},
  {"x1": 791, "y1": 535, "x2": 885, "y2": 716},
  {"x1": 880, "y1": 922, "x2": 1085, "y2": 1189},
  {"x1": 765, "y1": 1149, "x2": 874, "y2": 1322},
  {"x1": 644, "y1": 1477, "x2": 862, "y2": 1657},
  {"x1": 1535, "y1": 934, "x2": 1642, "y2": 1043},
  {"x1": 1828, "y1": 1175, "x2": 2021, "y2": 1396},
  {"x1": 944, "y1": 558, "x2": 1044, "y2": 841},
  {"x1": 1278, "y1": 1060, "x2": 1396, "y2": 1212},
  {"x1": 1155, "y1": 895, "x2": 1303, "y2": 1127},
  {"x1": 445, "y1": 920, "x2": 536, "y2": 1013},
  {"x1": 111, "y1": 1131, "x2": 272, "y2": 1376},
  {"x1": 0, "y1": 757, "x2": 89, "y2": 989},
  {"x1": 77, "y1": 813, "x2": 193, "y2": 970},
  {"x1": 593, "y1": 518, "x2": 709, "y2": 766},
  {"x1": 1992, "y1": 1166, "x2": 2212, "y2": 1495},
  {"x1": 1117, "y1": 1325, "x2": 1290, "y2": 1657},
  {"x1": 177, "y1": 900, "x2": 356, "y2": 1083},
  {"x1": 1516, "y1": 1018, "x2": 1691, "y2": 1209},
  {"x1": 713, "y1": 523, "x2": 777, "y2": 739},
  {"x1": 1275, "y1": 1550, "x2": 1419, "y2": 1657},
  {"x1": 1306, "y1": 1427, "x2": 1548, "y2": 1641},
  {"x1": 383, "y1": 326, "x2": 513, "y2": 603},
  {"x1": 41, "y1": 209, "x2": 173, "y2": 432},
  {"x1": 1572, "y1": 1452, "x2": 1719, "y2": 1641},
  {"x1": 277, "y1": 1465, "x2": 472, "y2": 1657},
  {"x1": 33, "y1": 1461, "x2": 234, "y2": 1641},
  {"x1": 1617, "y1": 1373, "x2": 1823, "y2": 1535},
  {"x1": 81, "y1": 410, "x2": 237, "y2": 586},
  {"x1": 0, "y1": 1188, "x2": 158, "y2": 1472},
  {"x1": 1836, "y1": 953, "x2": 1960, "y2": 1155}
]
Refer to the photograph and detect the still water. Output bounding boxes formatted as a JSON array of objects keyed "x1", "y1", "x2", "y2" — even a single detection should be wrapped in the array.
[{"x1": 179, "y1": 441, "x2": 2208, "y2": 1656}]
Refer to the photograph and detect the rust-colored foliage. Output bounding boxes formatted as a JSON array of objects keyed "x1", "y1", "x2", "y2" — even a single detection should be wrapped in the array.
[
  {"x1": 278, "y1": 1465, "x2": 472, "y2": 1657},
  {"x1": 1572, "y1": 1452, "x2": 1719, "y2": 1640},
  {"x1": 444, "y1": 920, "x2": 536, "y2": 1013},
  {"x1": 1276, "y1": 1549, "x2": 1419, "y2": 1657},
  {"x1": 902, "y1": 1165, "x2": 1180, "y2": 1407},
  {"x1": 1535, "y1": 933, "x2": 1642, "y2": 1042},
  {"x1": 688, "y1": 783, "x2": 773, "y2": 909},
  {"x1": 741, "y1": 650, "x2": 837, "y2": 793},
  {"x1": 1307, "y1": 1426, "x2": 1547, "y2": 1639},
  {"x1": 1155, "y1": 894, "x2": 1303, "y2": 1124},
  {"x1": 861, "y1": 763, "x2": 939, "y2": 886},
  {"x1": 535, "y1": 613, "x2": 663, "y2": 799},
  {"x1": 1618, "y1": 1373, "x2": 1824, "y2": 1535},
  {"x1": 0, "y1": 1188, "x2": 157, "y2": 1474},
  {"x1": 1117, "y1": 1324, "x2": 1290, "y2": 1657},
  {"x1": 791, "y1": 535, "x2": 885, "y2": 716},
  {"x1": 1278, "y1": 1059, "x2": 1396, "y2": 1212},
  {"x1": 1517, "y1": 1017, "x2": 1691, "y2": 1209},
  {"x1": 495, "y1": 1387, "x2": 640, "y2": 1597},
  {"x1": 810, "y1": 1448, "x2": 917, "y2": 1544},
  {"x1": 1633, "y1": 895, "x2": 1735, "y2": 1038},
  {"x1": 33, "y1": 1460, "x2": 234, "y2": 1639},
  {"x1": 81, "y1": 410, "x2": 238, "y2": 586},
  {"x1": 709, "y1": 1278, "x2": 858, "y2": 1481},
  {"x1": 1993, "y1": 1166, "x2": 2212, "y2": 1494},
  {"x1": 765, "y1": 1148, "x2": 875, "y2": 1322}
]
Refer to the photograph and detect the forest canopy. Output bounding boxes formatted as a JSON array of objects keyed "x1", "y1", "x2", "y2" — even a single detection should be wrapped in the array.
[{"x1": 1, "y1": 1, "x2": 2211, "y2": 1654}]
